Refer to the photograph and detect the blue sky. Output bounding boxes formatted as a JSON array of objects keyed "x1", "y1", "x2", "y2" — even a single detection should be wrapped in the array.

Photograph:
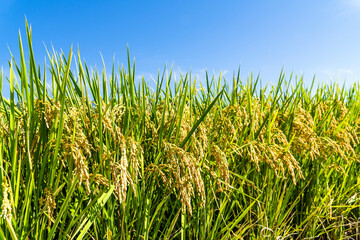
[{"x1": 1, "y1": 0, "x2": 360, "y2": 93}]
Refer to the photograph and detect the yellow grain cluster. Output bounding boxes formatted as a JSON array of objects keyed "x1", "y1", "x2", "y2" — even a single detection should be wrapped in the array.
[{"x1": 2, "y1": 88, "x2": 358, "y2": 218}]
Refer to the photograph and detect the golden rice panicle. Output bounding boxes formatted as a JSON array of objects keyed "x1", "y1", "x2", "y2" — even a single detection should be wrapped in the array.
[
  {"x1": 127, "y1": 137, "x2": 142, "y2": 182},
  {"x1": 180, "y1": 178, "x2": 193, "y2": 214},
  {"x1": 110, "y1": 160, "x2": 121, "y2": 200},
  {"x1": 163, "y1": 143, "x2": 206, "y2": 214},
  {"x1": 211, "y1": 105, "x2": 242, "y2": 148},
  {"x1": 246, "y1": 142, "x2": 280, "y2": 177},
  {"x1": 176, "y1": 106, "x2": 192, "y2": 143},
  {"x1": 289, "y1": 106, "x2": 320, "y2": 160},
  {"x1": 334, "y1": 127, "x2": 358, "y2": 160},
  {"x1": 333, "y1": 102, "x2": 358, "y2": 160},
  {"x1": 110, "y1": 133, "x2": 134, "y2": 204},
  {"x1": 242, "y1": 114, "x2": 303, "y2": 184},
  {"x1": 166, "y1": 143, "x2": 193, "y2": 214},
  {"x1": 0, "y1": 178, "x2": 12, "y2": 221},
  {"x1": 101, "y1": 102, "x2": 116, "y2": 139},
  {"x1": 282, "y1": 151, "x2": 303, "y2": 184},
  {"x1": 271, "y1": 127, "x2": 304, "y2": 184},
  {"x1": 188, "y1": 154, "x2": 206, "y2": 207},
  {"x1": 63, "y1": 106, "x2": 91, "y2": 194},
  {"x1": 214, "y1": 98, "x2": 240, "y2": 141},
  {"x1": 111, "y1": 104, "x2": 126, "y2": 125},
  {"x1": 72, "y1": 149, "x2": 91, "y2": 194},
  {"x1": 0, "y1": 112, "x2": 9, "y2": 147},
  {"x1": 39, "y1": 188, "x2": 56, "y2": 226},
  {"x1": 190, "y1": 122, "x2": 208, "y2": 160},
  {"x1": 118, "y1": 134, "x2": 128, "y2": 203},
  {"x1": 246, "y1": 143, "x2": 261, "y2": 172},
  {"x1": 211, "y1": 145, "x2": 230, "y2": 186},
  {"x1": 90, "y1": 173, "x2": 110, "y2": 187},
  {"x1": 37, "y1": 100, "x2": 61, "y2": 129},
  {"x1": 331, "y1": 103, "x2": 358, "y2": 160},
  {"x1": 317, "y1": 101, "x2": 338, "y2": 133},
  {"x1": 145, "y1": 164, "x2": 172, "y2": 188},
  {"x1": 320, "y1": 136, "x2": 349, "y2": 163},
  {"x1": 335, "y1": 99, "x2": 349, "y2": 121},
  {"x1": 60, "y1": 107, "x2": 93, "y2": 194}
]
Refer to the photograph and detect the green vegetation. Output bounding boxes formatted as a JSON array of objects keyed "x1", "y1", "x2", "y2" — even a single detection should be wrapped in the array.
[{"x1": 0, "y1": 21, "x2": 359, "y2": 239}]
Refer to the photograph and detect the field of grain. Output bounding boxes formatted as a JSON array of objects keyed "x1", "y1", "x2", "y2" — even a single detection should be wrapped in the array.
[{"x1": 0, "y1": 23, "x2": 359, "y2": 239}]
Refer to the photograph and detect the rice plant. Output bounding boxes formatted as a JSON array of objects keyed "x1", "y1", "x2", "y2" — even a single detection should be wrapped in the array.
[{"x1": 0, "y1": 20, "x2": 359, "y2": 239}]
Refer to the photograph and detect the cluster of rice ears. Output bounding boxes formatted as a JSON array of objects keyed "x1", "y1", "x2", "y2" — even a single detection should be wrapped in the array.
[{"x1": 0, "y1": 21, "x2": 360, "y2": 239}]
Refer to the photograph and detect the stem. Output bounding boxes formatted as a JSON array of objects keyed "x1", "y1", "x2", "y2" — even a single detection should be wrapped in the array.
[{"x1": 181, "y1": 211, "x2": 186, "y2": 240}]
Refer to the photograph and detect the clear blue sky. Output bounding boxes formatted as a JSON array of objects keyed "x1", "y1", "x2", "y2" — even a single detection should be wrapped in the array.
[{"x1": 1, "y1": 0, "x2": 360, "y2": 92}]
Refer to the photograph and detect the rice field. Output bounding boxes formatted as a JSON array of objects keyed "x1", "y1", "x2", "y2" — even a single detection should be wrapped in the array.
[{"x1": 0, "y1": 22, "x2": 360, "y2": 239}]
